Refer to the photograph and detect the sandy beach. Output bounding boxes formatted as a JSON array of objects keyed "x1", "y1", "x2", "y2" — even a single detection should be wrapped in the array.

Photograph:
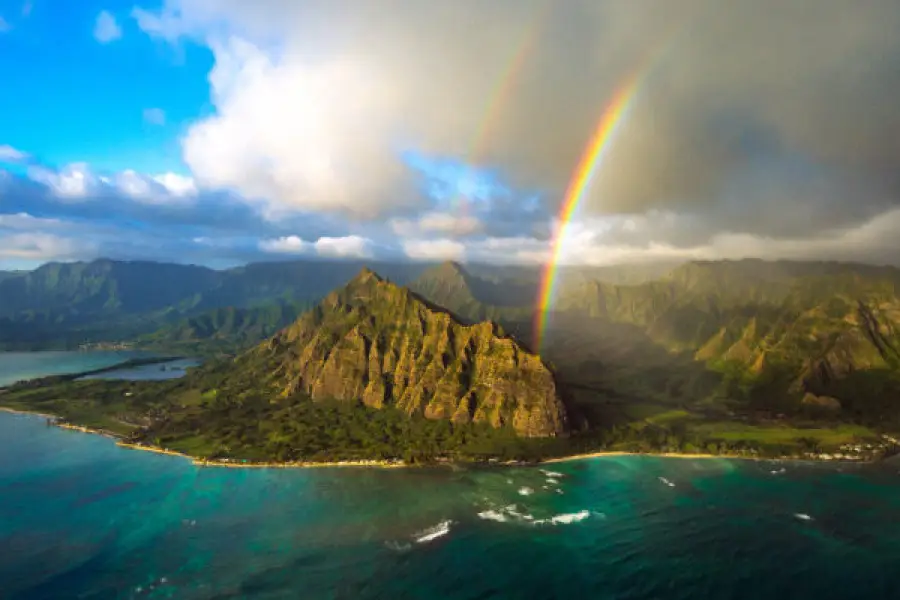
[
  {"x1": 542, "y1": 451, "x2": 724, "y2": 464},
  {"x1": 0, "y1": 405, "x2": 858, "y2": 468}
]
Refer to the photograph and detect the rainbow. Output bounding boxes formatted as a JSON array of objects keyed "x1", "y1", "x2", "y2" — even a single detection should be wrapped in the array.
[
  {"x1": 532, "y1": 75, "x2": 643, "y2": 351},
  {"x1": 451, "y1": 2, "x2": 551, "y2": 226}
]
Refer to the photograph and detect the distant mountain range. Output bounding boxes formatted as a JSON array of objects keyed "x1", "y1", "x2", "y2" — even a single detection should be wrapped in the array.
[{"x1": 0, "y1": 258, "x2": 672, "y2": 350}]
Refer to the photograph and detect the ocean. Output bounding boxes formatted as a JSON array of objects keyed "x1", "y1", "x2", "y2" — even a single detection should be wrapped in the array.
[{"x1": 2, "y1": 353, "x2": 900, "y2": 599}]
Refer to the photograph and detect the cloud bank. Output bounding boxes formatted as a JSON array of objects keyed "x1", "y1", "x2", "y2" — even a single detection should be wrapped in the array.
[{"x1": 5, "y1": 1, "x2": 900, "y2": 268}]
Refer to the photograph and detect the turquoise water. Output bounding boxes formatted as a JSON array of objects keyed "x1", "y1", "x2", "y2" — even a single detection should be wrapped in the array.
[
  {"x1": 2, "y1": 413, "x2": 900, "y2": 599},
  {"x1": 2, "y1": 353, "x2": 900, "y2": 598},
  {"x1": 0, "y1": 351, "x2": 154, "y2": 386}
]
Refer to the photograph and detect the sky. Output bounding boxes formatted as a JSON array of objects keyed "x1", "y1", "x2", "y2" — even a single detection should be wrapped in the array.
[{"x1": 1, "y1": 0, "x2": 900, "y2": 269}]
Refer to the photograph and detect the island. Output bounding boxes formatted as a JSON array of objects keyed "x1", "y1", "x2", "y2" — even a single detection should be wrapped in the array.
[{"x1": 2, "y1": 265, "x2": 900, "y2": 467}]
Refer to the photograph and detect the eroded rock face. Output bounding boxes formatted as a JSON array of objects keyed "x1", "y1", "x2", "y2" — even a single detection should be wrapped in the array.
[{"x1": 254, "y1": 268, "x2": 568, "y2": 437}]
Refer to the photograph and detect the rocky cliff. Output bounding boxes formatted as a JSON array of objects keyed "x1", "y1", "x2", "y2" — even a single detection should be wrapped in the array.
[{"x1": 249, "y1": 268, "x2": 568, "y2": 437}]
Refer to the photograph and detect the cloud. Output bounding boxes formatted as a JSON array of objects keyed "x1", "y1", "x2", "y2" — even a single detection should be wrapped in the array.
[
  {"x1": 402, "y1": 239, "x2": 466, "y2": 262},
  {"x1": 143, "y1": 108, "x2": 166, "y2": 126},
  {"x1": 0, "y1": 145, "x2": 28, "y2": 163},
  {"x1": 313, "y1": 235, "x2": 372, "y2": 258},
  {"x1": 128, "y1": 0, "x2": 900, "y2": 250},
  {"x1": 27, "y1": 163, "x2": 95, "y2": 199},
  {"x1": 0, "y1": 219, "x2": 95, "y2": 261},
  {"x1": 93, "y1": 10, "x2": 122, "y2": 43},
  {"x1": 390, "y1": 211, "x2": 483, "y2": 237},
  {"x1": 259, "y1": 234, "x2": 373, "y2": 258},
  {"x1": 258, "y1": 235, "x2": 309, "y2": 254},
  {"x1": 22, "y1": 162, "x2": 197, "y2": 205}
]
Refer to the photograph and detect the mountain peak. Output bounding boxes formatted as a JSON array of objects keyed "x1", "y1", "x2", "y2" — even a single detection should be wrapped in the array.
[{"x1": 256, "y1": 273, "x2": 568, "y2": 437}]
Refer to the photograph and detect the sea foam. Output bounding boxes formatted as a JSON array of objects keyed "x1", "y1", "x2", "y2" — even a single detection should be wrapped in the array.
[
  {"x1": 533, "y1": 510, "x2": 591, "y2": 526},
  {"x1": 414, "y1": 520, "x2": 453, "y2": 543}
]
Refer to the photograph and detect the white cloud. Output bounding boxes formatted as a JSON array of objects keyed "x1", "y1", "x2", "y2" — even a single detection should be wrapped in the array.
[
  {"x1": 313, "y1": 235, "x2": 372, "y2": 258},
  {"x1": 0, "y1": 232, "x2": 95, "y2": 261},
  {"x1": 114, "y1": 170, "x2": 197, "y2": 203},
  {"x1": 0, "y1": 213, "x2": 65, "y2": 230},
  {"x1": 402, "y1": 239, "x2": 466, "y2": 262},
  {"x1": 259, "y1": 234, "x2": 373, "y2": 258},
  {"x1": 176, "y1": 37, "x2": 414, "y2": 218},
  {"x1": 28, "y1": 163, "x2": 95, "y2": 199},
  {"x1": 153, "y1": 172, "x2": 197, "y2": 196},
  {"x1": 24, "y1": 163, "x2": 197, "y2": 204},
  {"x1": 94, "y1": 10, "x2": 122, "y2": 43},
  {"x1": 0, "y1": 145, "x2": 28, "y2": 162},
  {"x1": 143, "y1": 108, "x2": 166, "y2": 125},
  {"x1": 390, "y1": 211, "x2": 483, "y2": 237},
  {"x1": 259, "y1": 235, "x2": 311, "y2": 254}
]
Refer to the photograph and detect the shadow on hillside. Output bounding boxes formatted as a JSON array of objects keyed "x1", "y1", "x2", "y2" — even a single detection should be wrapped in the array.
[{"x1": 499, "y1": 313, "x2": 728, "y2": 428}]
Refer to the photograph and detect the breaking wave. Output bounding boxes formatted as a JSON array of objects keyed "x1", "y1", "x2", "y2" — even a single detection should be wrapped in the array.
[{"x1": 414, "y1": 520, "x2": 453, "y2": 544}]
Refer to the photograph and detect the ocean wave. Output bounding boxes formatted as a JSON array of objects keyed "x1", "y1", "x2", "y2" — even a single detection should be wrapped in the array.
[
  {"x1": 414, "y1": 520, "x2": 453, "y2": 543},
  {"x1": 794, "y1": 513, "x2": 814, "y2": 522},
  {"x1": 518, "y1": 486, "x2": 534, "y2": 496},
  {"x1": 477, "y1": 510, "x2": 507, "y2": 523},
  {"x1": 533, "y1": 510, "x2": 591, "y2": 526},
  {"x1": 540, "y1": 469, "x2": 564, "y2": 478},
  {"x1": 546, "y1": 478, "x2": 560, "y2": 485},
  {"x1": 477, "y1": 504, "x2": 534, "y2": 524},
  {"x1": 658, "y1": 477, "x2": 676, "y2": 488}
]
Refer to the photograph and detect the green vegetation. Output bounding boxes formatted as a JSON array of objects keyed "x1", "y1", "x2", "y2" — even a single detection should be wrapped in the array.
[{"x1": 3, "y1": 258, "x2": 900, "y2": 464}]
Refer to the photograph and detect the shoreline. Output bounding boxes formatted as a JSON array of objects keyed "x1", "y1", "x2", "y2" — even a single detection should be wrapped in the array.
[
  {"x1": 0, "y1": 406, "x2": 881, "y2": 469},
  {"x1": 0, "y1": 406, "x2": 59, "y2": 420}
]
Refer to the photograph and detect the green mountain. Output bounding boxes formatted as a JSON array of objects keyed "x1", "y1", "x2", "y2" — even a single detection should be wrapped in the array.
[
  {"x1": 406, "y1": 259, "x2": 900, "y2": 433},
  {"x1": 0, "y1": 269, "x2": 570, "y2": 463},
  {"x1": 220, "y1": 268, "x2": 568, "y2": 437},
  {"x1": 0, "y1": 258, "x2": 432, "y2": 349},
  {"x1": 138, "y1": 301, "x2": 316, "y2": 355}
]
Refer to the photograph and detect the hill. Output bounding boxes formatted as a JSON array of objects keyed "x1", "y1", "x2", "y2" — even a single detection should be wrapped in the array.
[{"x1": 0, "y1": 258, "x2": 431, "y2": 350}]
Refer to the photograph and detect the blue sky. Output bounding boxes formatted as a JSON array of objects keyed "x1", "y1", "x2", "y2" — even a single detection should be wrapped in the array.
[
  {"x1": 0, "y1": 0, "x2": 211, "y2": 174},
  {"x1": 1, "y1": 1, "x2": 899, "y2": 269}
]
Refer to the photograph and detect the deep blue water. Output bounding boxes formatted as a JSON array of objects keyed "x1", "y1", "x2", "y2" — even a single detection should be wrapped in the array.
[{"x1": 2, "y1": 354, "x2": 900, "y2": 599}]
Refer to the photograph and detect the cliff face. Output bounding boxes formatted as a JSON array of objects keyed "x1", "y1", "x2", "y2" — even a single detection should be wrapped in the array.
[{"x1": 251, "y1": 268, "x2": 568, "y2": 437}]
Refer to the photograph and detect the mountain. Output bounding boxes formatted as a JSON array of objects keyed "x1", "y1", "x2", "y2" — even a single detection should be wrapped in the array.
[
  {"x1": 138, "y1": 300, "x2": 316, "y2": 354},
  {"x1": 224, "y1": 268, "x2": 568, "y2": 437},
  {"x1": 409, "y1": 261, "x2": 534, "y2": 326},
  {"x1": 7, "y1": 261, "x2": 900, "y2": 461},
  {"x1": 0, "y1": 258, "x2": 433, "y2": 349}
]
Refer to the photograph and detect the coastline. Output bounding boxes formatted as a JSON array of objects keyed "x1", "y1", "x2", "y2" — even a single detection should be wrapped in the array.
[
  {"x1": 0, "y1": 406, "x2": 880, "y2": 469},
  {"x1": 0, "y1": 406, "x2": 58, "y2": 420}
]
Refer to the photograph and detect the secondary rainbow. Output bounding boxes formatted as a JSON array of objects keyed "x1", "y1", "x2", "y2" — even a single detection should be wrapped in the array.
[
  {"x1": 451, "y1": 2, "x2": 551, "y2": 224},
  {"x1": 532, "y1": 75, "x2": 642, "y2": 351}
]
